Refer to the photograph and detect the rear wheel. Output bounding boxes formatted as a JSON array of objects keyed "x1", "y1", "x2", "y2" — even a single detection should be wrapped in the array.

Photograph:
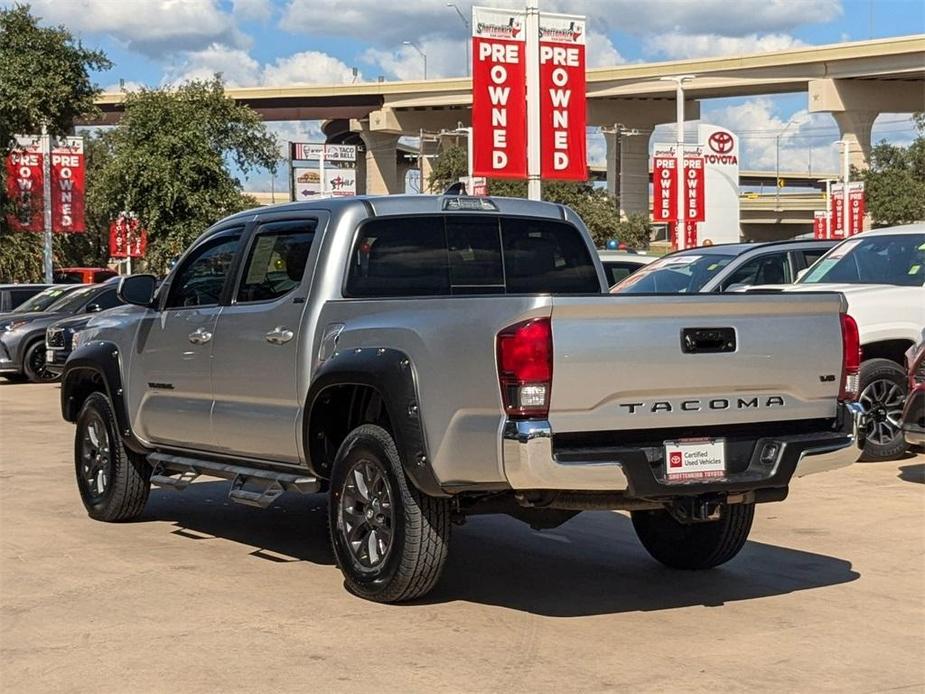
[
  {"x1": 328, "y1": 424, "x2": 450, "y2": 603},
  {"x1": 858, "y1": 358, "x2": 908, "y2": 461},
  {"x1": 23, "y1": 340, "x2": 57, "y2": 383},
  {"x1": 75, "y1": 392, "x2": 150, "y2": 521},
  {"x1": 631, "y1": 503, "x2": 754, "y2": 570}
]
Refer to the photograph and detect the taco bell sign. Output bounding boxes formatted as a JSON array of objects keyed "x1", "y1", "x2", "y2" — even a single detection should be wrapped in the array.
[{"x1": 697, "y1": 124, "x2": 740, "y2": 245}]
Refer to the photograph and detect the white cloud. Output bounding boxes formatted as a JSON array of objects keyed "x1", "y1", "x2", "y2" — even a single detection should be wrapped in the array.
[
  {"x1": 31, "y1": 0, "x2": 247, "y2": 56},
  {"x1": 166, "y1": 44, "x2": 358, "y2": 87},
  {"x1": 233, "y1": 0, "x2": 273, "y2": 23},
  {"x1": 363, "y1": 37, "x2": 468, "y2": 80},
  {"x1": 280, "y1": 0, "x2": 841, "y2": 44},
  {"x1": 263, "y1": 51, "x2": 359, "y2": 86},
  {"x1": 644, "y1": 32, "x2": 807, "y2": 59},
  {"x1": 586, "y1": 31, "x2": 625, "y2": 67}
]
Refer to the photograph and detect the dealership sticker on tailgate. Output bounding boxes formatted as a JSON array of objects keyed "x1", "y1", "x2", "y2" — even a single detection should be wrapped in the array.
[{"x1": 664, "y1": 439, "x2": 726, "y2": 481}]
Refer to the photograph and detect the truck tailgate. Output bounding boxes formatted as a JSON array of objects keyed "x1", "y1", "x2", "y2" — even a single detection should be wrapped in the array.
[{"x1": 548, "y1": 293, "x2": 846, "y2": 433}]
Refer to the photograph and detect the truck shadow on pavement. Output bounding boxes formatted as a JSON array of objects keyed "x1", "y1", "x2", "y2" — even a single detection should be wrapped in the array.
[
  {"x1": 141, "y1": 483, "x2": 859, "y2": 617},
  {"x1": 897, "y1": 463, "x2": 924, "y2": 484}
]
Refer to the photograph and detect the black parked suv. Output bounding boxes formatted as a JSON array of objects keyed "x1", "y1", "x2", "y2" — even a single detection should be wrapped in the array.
[{"x1": 0, "y1": 279, "x2": 124, "y2": 382}]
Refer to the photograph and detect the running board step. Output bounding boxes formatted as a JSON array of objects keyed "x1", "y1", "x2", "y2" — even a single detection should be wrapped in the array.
[{"x1": 147, "y1": 452, "x2": 319, "y2": 506}]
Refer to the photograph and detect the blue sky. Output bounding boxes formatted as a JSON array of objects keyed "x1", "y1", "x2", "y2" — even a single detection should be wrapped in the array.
[{"x1": 18, "y1": 0, "x2": 925, "y2": 192}]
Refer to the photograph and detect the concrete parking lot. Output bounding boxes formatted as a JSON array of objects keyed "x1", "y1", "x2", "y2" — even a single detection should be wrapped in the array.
[{"x1": 1, "y1": 381, "x2": 923, "y2": 693}]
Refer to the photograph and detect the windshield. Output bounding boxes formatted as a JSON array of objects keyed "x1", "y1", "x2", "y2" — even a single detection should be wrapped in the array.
[
  {"x1": 800, "y1": 233, "x2": 925, "y2": 286},
  {"x1": 45, "y1": 285, "x2": 97, "y2": 313},
  {"x1": 12, "y1": 286, "x2": 77, "y2": 313},
  {"x1": 610, "y1": 252, "x2": 736, "y2": 294}
]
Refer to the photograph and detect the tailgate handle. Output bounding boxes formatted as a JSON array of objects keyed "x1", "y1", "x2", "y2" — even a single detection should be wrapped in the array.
[{"x1": 681, "y1": 327, "x2": 736, "y2": 354}]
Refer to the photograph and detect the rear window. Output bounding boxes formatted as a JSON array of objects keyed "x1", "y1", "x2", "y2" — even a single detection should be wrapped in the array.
[{"x1": 345, "y1": 215, "x2": 600, "y2": 297}]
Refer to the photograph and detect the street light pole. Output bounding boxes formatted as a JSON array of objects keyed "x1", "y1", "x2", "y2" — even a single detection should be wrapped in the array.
[
  {"x1": 403, "y1": 41, "x2": 427, "y2": 80},
  {"x1": 775, "y1": 118, "x2": 798, "y2": 209},
  {"x1": 835, "y1": 139, "x2": 851, "y2": 235},
  {"x1": 525, "y1": 0, "x2": 541, "y2": 201},
  {"x1": 660, "y1": 75, "x2": 694, "y2": 250},
  {"x1": 446, "y1": 3, "x2": 471, "y2": 77}
]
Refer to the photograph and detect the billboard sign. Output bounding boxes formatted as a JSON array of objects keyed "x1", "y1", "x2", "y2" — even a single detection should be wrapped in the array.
[
  {"x1": 538, "y1": 12, "x2": 587, "y2": 180},
  {"x1": 291, "y1": 143, "x2": 356, "y2": 162},
  {"x1": 293, "y1": 167, "x2": 357, "y2": 200},
  {"x1": 471, "y1": 6, "x2": 527, "y2": 179},
  {"x1": 5, "y1": 135, "x2": 44, "y2": 232}
]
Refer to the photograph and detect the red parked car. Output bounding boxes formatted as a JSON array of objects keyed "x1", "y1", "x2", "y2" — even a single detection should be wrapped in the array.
[
  {"x1": 903, "y1": 334, "x2": 925, "y2": 449},
  {"x1": 53, "y1": 267, "x2": 118, "y2": 284}
]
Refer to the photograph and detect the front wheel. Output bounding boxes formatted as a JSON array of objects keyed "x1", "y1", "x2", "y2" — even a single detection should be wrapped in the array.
[
  {"x1": 23, "y1": 340, "x2": 58, "y2": 383},
  {"x1": 328, "y1": 424, "x2": 450, "y2": 603},
  {"x1": 858, "y1": 358, "x2": 908, "y2": 461},
  {"x1": 75, "y1": 392, "x2": 150, "y2": 521},
  {"x1": 631, "y1": 503, "x2": 754, "y2": 570}
]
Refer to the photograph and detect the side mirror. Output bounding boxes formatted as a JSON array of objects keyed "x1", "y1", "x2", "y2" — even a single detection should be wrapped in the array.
[
  {"x1": 796, "y1": 268, "x2": 809, "y2": 281},
  {"x1": 86, "y1": 303, "x2": 102, "y2": 313},
  {"x1": 118, "y1": 274, "x2": 157, "y2": 307}
]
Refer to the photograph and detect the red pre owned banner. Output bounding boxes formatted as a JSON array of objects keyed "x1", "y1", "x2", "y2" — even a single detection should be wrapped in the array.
[
  {"x1": 471, "y1": 7, "x2": 527, "y2": 179},
  {"x1": 684, "y1": 155, "x2": 705, "y2": 222},
  {"x1": 830, "y1": 184, "x2": 844, "y2": 238},
  {"x1": 51, "y1": 138, "x2": 85, "y2": 233},
  {"x1": 4, "y1": 137, "x2": 43, "y2": 232},
  {"x1": 813, "y1": 211, "x2": 828, "y2": 239},
  {"x1": 847, "y1": 182, "x2": 865, "y2": 236},
  {"x1": 539, "y1": 13, "x2": 586, "y2": 180},
  {"x1": 109, "y1": 215, "x2": 147, "y2": 259},
  {"x1": 652, "y1": 151, "x2": 677, "y2": 223},
  {"x1": 685, "y1": 221, "x2": 698, "y2": 248}
]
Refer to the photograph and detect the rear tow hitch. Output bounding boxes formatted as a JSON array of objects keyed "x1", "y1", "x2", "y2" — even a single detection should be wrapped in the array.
[{"x1": 668, "y1": 497, "x2": 724, "y2": 524}]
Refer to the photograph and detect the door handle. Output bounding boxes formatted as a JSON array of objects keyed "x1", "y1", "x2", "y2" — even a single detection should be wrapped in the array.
[
  {"x1": 188, "y1": 328, "x2": 212, "y2": 345},
  {"x1": 265, "y1": 326, "x2": 294, "y2": 345}
]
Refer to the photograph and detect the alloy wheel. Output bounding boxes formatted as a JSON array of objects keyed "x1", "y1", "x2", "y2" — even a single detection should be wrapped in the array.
[
  {"x1": 859, "y1": 378, "x2": 905, "y2": 446},
  {"x1": 339, "y1": 459, "x2": 395, "y2": 572},
  {"x1": 79, "y1": 413, "x2": 112, "y2": 501}
]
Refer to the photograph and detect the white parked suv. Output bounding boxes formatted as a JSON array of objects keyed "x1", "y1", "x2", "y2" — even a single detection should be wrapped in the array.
[{"x1": 762, "y1": 224, "x2": 925, "y2": 460}]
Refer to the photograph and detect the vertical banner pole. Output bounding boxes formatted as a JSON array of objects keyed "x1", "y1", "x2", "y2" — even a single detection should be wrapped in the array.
[
  {"x1": 674, "y1": 82, "x2": 686, "y2": 251},
  {"x1": 841, "y1": 141, "x2": 850, "y2": 236},
  {"x1": 320, "y1": 147, "x2": 326, "y2": 198},
  {"x1": 525, "y1": 0, "x2": 541, "y2": 201},
  {"x1": 41, "y1": 124, "x2": 53, "y2": 283},
  {"x1": 466, "y1": 126, "x2": 473, "y2": 190},
  {"x1": 825, "y1": 179, "x2": 832, "y2": 239}
]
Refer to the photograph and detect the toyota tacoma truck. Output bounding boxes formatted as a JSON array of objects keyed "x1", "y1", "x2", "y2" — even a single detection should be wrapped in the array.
[{"x1": 60, "y1": 195, "x2": 864, "y2": 603}]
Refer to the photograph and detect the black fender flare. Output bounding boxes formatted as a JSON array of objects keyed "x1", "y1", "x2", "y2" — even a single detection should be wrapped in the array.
[
  {"x1": 304, "y1": 348, "x2": 447, "y2": 498},
  {"x1": 60, "y1": 340, "x2": 149, "y2": 456}
]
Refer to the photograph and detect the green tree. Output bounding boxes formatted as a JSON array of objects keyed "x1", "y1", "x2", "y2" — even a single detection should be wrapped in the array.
[
  {"x1": 857, "y1": 115, "x2": 925, "y2": 227},
  {"x1": 91, "y1": 79, "x2": 278, "y2": 271},
  {"x1": 428, "y1": 144, "x2": 650, "y2": 248},
  {"x1": 0, "y1": 3, "x2": 111, "y2": 282}
]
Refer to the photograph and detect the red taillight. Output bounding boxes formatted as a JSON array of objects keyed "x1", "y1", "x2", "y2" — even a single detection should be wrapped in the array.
[
  {"x1": 497, "y1": 318, "x2": 552, "y2": 418},
  {"x1": 839, "y1": 313, "x2": 860, "y2": 401}
]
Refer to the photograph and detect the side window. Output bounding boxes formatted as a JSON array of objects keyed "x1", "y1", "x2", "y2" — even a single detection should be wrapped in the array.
[
  {"x1": 722, "y1": 253, "x2": 791, "y2": 290},
  {"x1": 501, "y1": 218, "x2": 600, "y2": 294},
  {"x1": 236, "y1": 220, "x2": 317, "y2": 303},
  {"x1": 165, "y1": 234, "x2": 241, "y2": 309},
  {"x1": 89, "y1": 289, "x2": 121, "y2": 311},
  {"x1": 346, "y1": 217, "x2": 448, "y2": 297},
  {"x1": 801, "y1": 249, "x2": 827, "y2": 269},
  {"x1": 603, "y1": 262, "x2": 637, "y2": 286}
]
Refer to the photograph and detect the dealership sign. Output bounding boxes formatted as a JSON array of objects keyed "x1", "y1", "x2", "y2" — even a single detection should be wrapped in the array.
[
  {"x1": 471, "y1": 6, "x2": 587, "y2": 182},
  {"x1": 696, "y1": 124, "x2": 740, "y2": 245},
  {"x1": 813, "y1": 211, "x2": 828, "y2": 239},
  {"x1": 847, "y1": 181, "x2": 865, "y2": 236},
  {"x1": 830, "y1": 183, "x2": 845, "y2": 238},
  {"x1": 538, "y1": 13, "x2": 586, "y2": 179},
  {"x1": 651, "y1": 144, "x2": 704, "y2": 225},
  {"x1": 4, "y1": 135, "x2": 43, "y2": 232},
  {"x1": 471, "y1": 6, "x2": 527, "y2": 178},
  {"x1": 51, "y1": 137, "x2": 85, "y2": 233},
  {"x1": 109, "y1": 214, "x2": 147, "y2": 259}
]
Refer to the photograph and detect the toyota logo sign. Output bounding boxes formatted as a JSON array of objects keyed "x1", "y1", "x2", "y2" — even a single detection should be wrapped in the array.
[{"x1": 708, "y1": 131, "x2": 735, "y2": 154}]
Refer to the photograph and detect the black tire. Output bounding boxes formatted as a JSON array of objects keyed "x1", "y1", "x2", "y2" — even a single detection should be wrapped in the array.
[
  {"x1": 74, "y1": 392, "x2": 150, "y2": 522},
  {"x1": 858, "y1": 359, "x2": 908, "y2": 461},
  {"x1": 328, "y1": 424, "x2": 450, "y2": 603},
  {"x1": 22, "y1": 339, "x2": 58, "y2": 383},
  {"x1": 631, "y1": 503, "x2": 754, "y2": 570}
]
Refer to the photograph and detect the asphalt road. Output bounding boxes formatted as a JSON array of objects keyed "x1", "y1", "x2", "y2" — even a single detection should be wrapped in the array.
[{"x1": 1, "y1": 382, "x2": 923, "y2": 693}]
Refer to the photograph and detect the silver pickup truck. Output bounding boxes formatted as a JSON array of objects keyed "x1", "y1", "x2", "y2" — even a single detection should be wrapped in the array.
[{"x1": 60, "y1": 195, "x2": 864, "y2": 603}]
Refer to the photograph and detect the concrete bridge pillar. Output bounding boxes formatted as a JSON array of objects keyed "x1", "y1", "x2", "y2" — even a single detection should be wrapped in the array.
[
  {"x1": 605, "y1": 129, "x2": 653, "y2": 217},
  {"x1": 832, "y1": 110, "x2": 878, "y2": 173},
  {"x1": 355, "y1": 127, "x2": 402, "y2": 195}
]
